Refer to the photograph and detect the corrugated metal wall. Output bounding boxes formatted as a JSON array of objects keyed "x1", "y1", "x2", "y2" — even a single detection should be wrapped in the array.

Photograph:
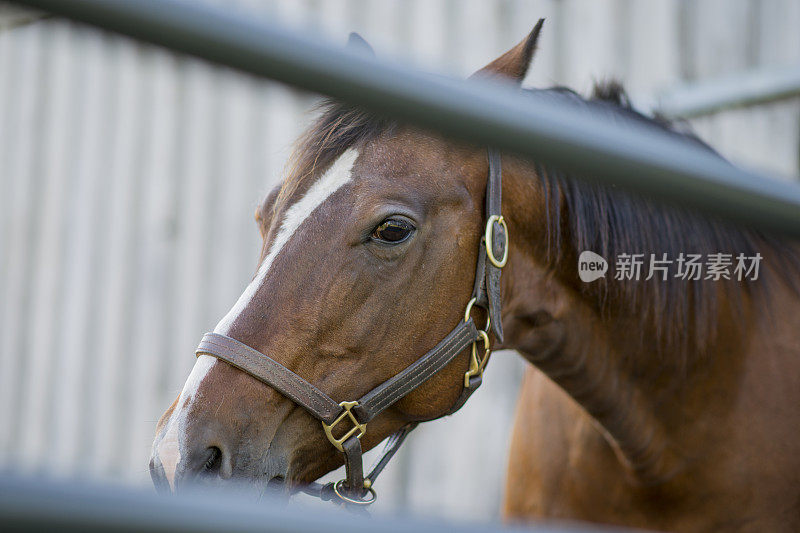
[{"x1": 0, "y1": 0, "x2": 798, "y2": 521}]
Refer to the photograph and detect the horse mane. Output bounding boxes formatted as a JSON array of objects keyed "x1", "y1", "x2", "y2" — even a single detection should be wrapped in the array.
[
  {"x1": 532, "y1": 81, "x2": 799, "y2": 360},
  {"x1": 277, "y1": 103, "x2": 393, "y2": 209},
  {"x1": 284, "y1": 81, "x2": 799, "y2": 362}
]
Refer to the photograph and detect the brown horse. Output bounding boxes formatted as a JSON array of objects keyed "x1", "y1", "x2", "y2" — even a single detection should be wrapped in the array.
[{"x1": 150, "y1": 23, "x2": 800, "y2": 531}]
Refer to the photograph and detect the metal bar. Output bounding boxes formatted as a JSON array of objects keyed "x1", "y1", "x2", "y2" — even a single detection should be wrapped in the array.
[
  {"x1": 0, "y1": 3, "x2": 50, "y2": 30},
  {"x1": 0, "y1": 474, "x2": 587, "y2": 533},
  {"x1": 7, "y1": 0, "x2": 800, "y2": 237},
  {"x1": 657, "y1": 67, "x2": 800, "y2": 119}
]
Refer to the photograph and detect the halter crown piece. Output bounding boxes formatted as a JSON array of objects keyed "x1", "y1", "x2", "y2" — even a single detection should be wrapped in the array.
[{"x1": 195, "y1": 149, "x2": 508, "y2": 507}]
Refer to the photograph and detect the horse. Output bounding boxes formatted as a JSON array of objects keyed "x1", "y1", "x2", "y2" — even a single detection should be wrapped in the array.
[{"x1": 149, "y1": 21, "x2": 800, "y2": 531}]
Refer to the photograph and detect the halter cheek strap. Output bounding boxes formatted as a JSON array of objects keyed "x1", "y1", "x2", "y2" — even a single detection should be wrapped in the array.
[{"x1": 195, "y1": 149, "x2": 507, "y2": 506}]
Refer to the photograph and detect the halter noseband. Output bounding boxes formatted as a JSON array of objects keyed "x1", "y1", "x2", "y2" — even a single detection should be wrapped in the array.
[{"x1": 195, "y1": 149, "x2": 507, "y2": 506}]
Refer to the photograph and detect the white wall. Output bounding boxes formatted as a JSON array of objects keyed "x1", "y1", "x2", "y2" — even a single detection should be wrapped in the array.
[{"x1": 0, "y1": 0, "x2": 798, "y2": 522}]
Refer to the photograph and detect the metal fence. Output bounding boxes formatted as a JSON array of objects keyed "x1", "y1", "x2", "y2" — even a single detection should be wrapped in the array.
[
  {"x1": 13, "y1": 0, "x2": 800, "y2": 234},
  {"x1": 0, "y1": 474, "x2": 586, "y2": 533},
  {"x1": 1, "y1": 0, "x2": 800, "y2": 529}
]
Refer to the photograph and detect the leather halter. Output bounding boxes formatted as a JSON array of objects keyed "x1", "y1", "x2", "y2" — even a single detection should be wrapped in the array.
[{"x1": 195, "y1": 149, "x2": 507, "y2": 506}]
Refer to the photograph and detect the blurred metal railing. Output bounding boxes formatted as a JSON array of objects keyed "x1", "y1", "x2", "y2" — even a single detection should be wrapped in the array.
[
  {"x1": 657, "y1": 66, "x2": 800, "y2": 119},
  {"x1": 7, "y1": 0, "x2": 800, "y2": 237},
  {"x1": 0, "y1": 474, "x2": 589, "y2": 533}
]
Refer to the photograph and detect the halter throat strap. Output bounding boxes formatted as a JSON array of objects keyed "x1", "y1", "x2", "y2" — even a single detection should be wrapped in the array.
[{"x1": 194, "y1": 149, "x2": 507, "y2": 506}]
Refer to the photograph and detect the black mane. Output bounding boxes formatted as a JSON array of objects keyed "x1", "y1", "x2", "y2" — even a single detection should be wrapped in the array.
[{"x1": 536, "y1": 83, "x2": 793, "y2": 355}]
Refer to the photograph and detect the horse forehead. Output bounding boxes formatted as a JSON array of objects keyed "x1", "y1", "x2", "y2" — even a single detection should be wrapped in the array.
[
  {"x1": 215, "y1": 149, "x2": 359, "y2": 336},
  {"x1": 349, "y1": 150, "x2": 465, "y2": 204}
]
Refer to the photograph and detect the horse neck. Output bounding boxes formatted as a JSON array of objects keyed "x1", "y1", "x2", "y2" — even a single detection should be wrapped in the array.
[{"x1": 497, "y1": 159, "x2": 750, "y2": 485}]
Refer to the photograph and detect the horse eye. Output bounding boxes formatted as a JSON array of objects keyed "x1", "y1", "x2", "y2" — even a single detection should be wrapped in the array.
[{"x1": 371, "y1": 218, "x2": 415, "y2": 244}]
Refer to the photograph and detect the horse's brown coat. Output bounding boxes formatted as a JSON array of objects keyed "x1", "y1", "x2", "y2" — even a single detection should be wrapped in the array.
[{"x1": 151, "y1": 22, "x2": 800, "y2": 532}]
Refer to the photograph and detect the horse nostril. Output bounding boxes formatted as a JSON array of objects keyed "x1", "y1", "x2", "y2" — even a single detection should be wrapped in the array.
[{"x1": 203, "y1": 446, "x2": 222, "y2": 473}]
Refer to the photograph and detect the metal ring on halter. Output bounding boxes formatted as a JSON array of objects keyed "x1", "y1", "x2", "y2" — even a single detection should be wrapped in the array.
[
  {"x1": 485, "y1": 215, "x2": 509, "y2": 268},
  {"x1": 333, "y1": 479, "x2": 377, "y2": 505},
  {"x1": 463, "y1": 297, "x2": 491, "y2": 333}
]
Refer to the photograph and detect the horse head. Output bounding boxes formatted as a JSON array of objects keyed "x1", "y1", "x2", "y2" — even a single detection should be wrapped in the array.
[{"x1": 149, "y1": 23, "x2": 544, "y2": 498}]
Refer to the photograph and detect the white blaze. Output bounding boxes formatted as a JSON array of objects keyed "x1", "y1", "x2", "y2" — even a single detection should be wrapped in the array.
[
  {"x1": 157, "y1": 422, "x2": 180, "y2": 489},
  {"x1": 156, "y1": 354, "x2": 217, "y2": 488},
  {"x1": 215, "y1": 148, "x2": 358, "y2": 334},
  {"x1": 155, "y1": 149, "x2": 358, "y2": 487}
]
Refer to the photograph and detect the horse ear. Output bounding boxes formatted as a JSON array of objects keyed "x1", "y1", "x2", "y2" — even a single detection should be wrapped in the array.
[
  {"x1": 255, "y1": 184, "x2": 281, "y2": 238},
  {"x1": 347, "y1": 32, "x2": 375, "y2": 56},
  {"x1": 472, "y1": 19, "x2": 544, "y2": 83}
]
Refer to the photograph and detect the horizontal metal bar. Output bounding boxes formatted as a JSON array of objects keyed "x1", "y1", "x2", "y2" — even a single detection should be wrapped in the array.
[
  {"x1": 8, "y1": 0, "x2": 800, "y2": 237},
  {"x1": 0, "y1": 2, "x2": 49, "y2": 30},
  {"x1": 657, "y1": 67, "x2": 800, "y2": 118},
  {"x1": 0, "y1": 474, "x2": 588, "y2": 533}
]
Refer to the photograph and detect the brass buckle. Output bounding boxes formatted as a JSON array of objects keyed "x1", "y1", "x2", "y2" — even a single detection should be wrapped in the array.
[
  {"x1": 464, "y1": 329, "x2": 490, "y2": 387},
  {"x1": 322, "y1": 401, "x2": 366, "y2": 452},
  {"x1": 485, "y1": 215, "x2": 509, "y2": 268}
]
